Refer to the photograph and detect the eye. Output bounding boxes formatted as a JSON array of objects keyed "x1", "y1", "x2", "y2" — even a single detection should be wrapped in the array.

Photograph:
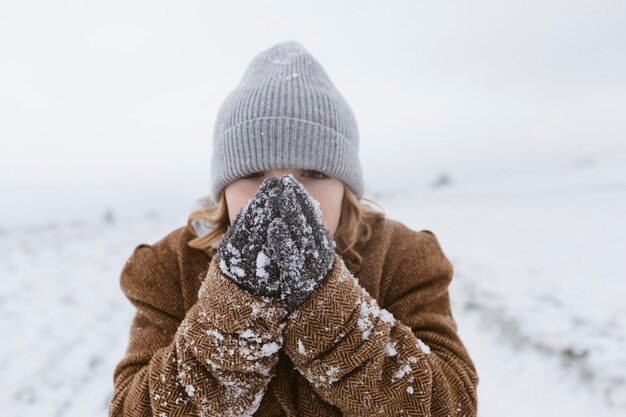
[
  {"x1": 241, "y1": 171, "x2": 263, "y2": 180},
  {"x1": 302, "y1": 170, "x2": 328, "y2": 179}
]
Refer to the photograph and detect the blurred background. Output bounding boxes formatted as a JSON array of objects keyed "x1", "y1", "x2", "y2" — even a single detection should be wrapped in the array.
[{"x1": 1, "y1": 0, "x2": 625, "y2": 416}]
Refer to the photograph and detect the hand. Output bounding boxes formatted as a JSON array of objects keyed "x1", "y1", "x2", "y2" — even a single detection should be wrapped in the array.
[
  {"x1": 266, "y1": 174, "x2": 337, "y2": 314},
  {"x1": 216, "y1": 176, "x2": 283, "y2": 297}
]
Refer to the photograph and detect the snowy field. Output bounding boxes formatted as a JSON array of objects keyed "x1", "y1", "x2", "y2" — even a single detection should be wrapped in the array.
[{"x1": 1, "y1": 160, "x2": 624, "y2": 417}]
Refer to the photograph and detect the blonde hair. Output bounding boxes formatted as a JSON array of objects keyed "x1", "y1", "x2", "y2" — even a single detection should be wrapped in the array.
[{"x1": 186, "y1": 183, "x2": 385, "y2": 274}]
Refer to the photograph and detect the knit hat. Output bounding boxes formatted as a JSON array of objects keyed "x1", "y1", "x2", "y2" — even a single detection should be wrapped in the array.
[{"x1": 209, "y1": 40, "x2": 364, "y2": 203}]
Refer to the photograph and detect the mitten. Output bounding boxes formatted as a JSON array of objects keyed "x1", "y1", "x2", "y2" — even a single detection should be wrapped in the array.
[
  {"x1": 216, "y1": 176, "x2": 283, "y2": 297},
  {"x1": 266, "y1": 174, "x2": 337, "y2": 313}
]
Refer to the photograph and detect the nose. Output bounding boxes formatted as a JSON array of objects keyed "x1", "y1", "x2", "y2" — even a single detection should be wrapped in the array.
[{"x1": 266, "y1": 169, "x2": 301, "y2": 181}]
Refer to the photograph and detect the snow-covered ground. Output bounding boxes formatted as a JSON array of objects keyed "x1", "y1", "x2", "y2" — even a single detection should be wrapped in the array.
[
  {"x1": 384, "y1": 160, "x2": 626, "y2": 416},
  {"x1": 1, "y1": 160, "x2": 624, "y2": 416}
]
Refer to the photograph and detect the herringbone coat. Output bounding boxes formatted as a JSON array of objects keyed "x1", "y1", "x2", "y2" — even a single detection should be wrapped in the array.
[{"x1": 109, "y1": 215, "x2": 478, "y2": 416}]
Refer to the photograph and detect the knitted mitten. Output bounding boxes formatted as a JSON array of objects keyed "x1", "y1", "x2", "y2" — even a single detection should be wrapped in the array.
[
  {"x1": 266, "y1": 174, "x2": 337, "y2": 314},
  {"x1": 216, "y1": 176, "x2": 283, "y2": 297}
]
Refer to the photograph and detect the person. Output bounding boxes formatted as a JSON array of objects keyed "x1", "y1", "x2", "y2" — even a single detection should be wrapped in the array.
[{"x1": 108, "y1": 40, "x2": 479, "y2": 417}]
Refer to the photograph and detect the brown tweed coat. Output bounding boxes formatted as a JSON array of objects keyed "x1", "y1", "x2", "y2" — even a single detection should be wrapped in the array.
[{"x1": 108, "y1": 215, "x2": 478, "y2": 416}]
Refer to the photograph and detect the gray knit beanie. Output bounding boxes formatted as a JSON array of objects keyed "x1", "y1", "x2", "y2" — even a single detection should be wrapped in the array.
[{"x1": 209, "y1": 40, "x2": 364, "y2": 203}]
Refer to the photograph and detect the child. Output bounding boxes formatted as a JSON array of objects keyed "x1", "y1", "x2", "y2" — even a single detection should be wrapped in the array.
[{"x1": 109, "y1": 41, "x2": 478, "y2": 417}]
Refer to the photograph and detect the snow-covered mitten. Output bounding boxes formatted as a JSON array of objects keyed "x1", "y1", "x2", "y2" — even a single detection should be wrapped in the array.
[
  {"x1": 266, "y1": 174, "x2": 337, "y2": 314},
  {"x1": 216, "y1": 176, "x2": 283, "y2": 297}
]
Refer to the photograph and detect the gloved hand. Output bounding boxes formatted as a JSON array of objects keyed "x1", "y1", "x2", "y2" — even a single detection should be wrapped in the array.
[
  {"x1": 266, "y1": 174, "x2": 337, "y2": 314},
  {"x1": 216, "y1": 176, "x2": 283, "y2": 297}
]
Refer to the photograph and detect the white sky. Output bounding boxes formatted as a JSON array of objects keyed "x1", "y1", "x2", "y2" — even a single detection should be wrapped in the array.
[{"x1": 1, "y1": 0, "x2": 625, "y2": 227}]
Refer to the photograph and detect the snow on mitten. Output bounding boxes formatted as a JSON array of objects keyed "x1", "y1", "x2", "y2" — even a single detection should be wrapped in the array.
[
  {"x1": 266, "y1": 174, "x2": 337, "y2": 314},
  {"x1": 216, "y1": 176, "x2": 283, "y2": 297}
]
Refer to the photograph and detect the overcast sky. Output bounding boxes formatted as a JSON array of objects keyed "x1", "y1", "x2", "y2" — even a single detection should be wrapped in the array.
[{"x1": 1, "y1": 0, "x2": 625, "y2": 227}]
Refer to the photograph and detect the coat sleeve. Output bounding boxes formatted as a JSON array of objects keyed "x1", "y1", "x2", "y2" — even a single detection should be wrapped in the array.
[
  {"x1": 108, "y1": 241, "x2": 288, "y2": 417},
  {"x1": 282, "y1": 230, "x2": 479, "y2": 417}
]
